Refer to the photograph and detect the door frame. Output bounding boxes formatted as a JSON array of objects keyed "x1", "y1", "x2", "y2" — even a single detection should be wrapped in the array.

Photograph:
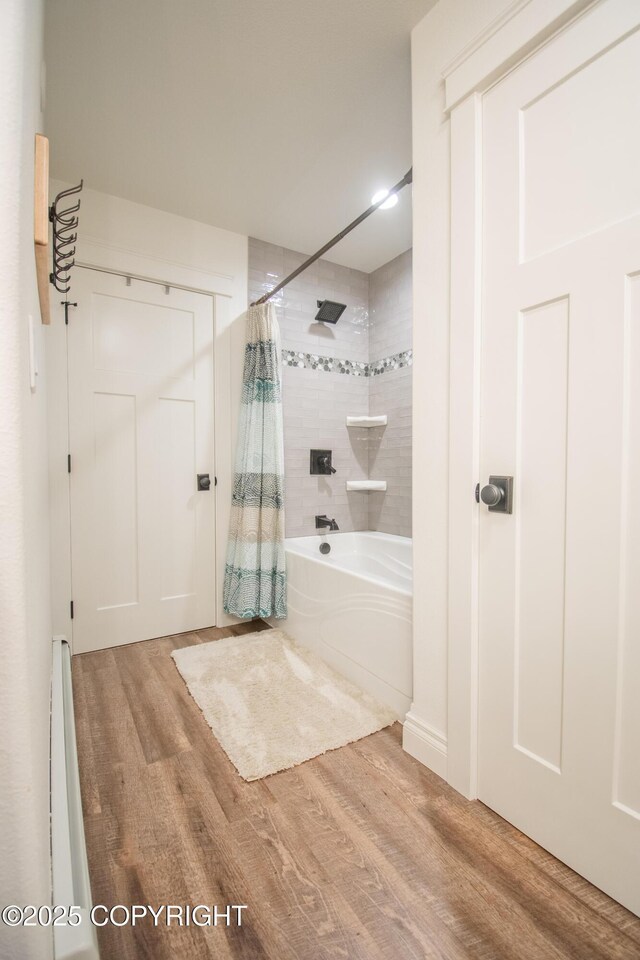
[
  {"x1": 48, "y1": 237, "x2": 241, "y2": 650},
  {"x1": 443, "y1": 0, "x2": 596, "y2": 798}
]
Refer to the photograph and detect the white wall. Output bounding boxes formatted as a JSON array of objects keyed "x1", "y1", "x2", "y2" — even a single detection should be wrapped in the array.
[
  {"x1": 46, "y1": 183, "x2": 248, "y2": 639},
  {"x1": 0, "y1": 2, "x2": 54, "y2": 958},
  {"x1": 404, "y1": 0, "x2": 515, "y2": 776}
]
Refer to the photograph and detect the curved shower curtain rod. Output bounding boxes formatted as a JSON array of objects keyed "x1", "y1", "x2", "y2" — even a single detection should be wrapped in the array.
[{"x1": 252, "y1": 167, "x2": 413, "y2": 306}]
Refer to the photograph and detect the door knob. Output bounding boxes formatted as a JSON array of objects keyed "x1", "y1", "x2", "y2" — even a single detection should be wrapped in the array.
[
  {"x1": 197, "y1": 473, "x2": 211, "y2": 491},
  {"x1": 477, "y1": 475, "x2": 513, "y2": 514},
  {"x1": 480, "y1": 483, "x2": 503, "y2": 507}
]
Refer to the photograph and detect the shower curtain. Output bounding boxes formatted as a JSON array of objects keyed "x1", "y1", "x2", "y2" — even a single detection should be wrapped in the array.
[{"x1": 223, "y1": 302, "x2": 287, "y2": 619}]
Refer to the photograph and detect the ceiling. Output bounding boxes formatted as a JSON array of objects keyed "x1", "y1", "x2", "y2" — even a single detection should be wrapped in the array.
[{"x1": 45, "y1": 0, "x2": 436, "y2": 273}]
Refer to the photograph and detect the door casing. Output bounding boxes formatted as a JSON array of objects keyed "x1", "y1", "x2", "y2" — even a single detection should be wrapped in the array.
[{"x1": 47, "y1": 238, "x2": 242, "y2": 649}]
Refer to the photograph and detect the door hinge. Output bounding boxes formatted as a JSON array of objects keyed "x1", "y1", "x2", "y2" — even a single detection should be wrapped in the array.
[
  {"x1": 215, "y1": 476, "x2": 218, "y2": 486},
  {"x1": 62, "y1": 300, "x2": 77, "y2": 325},
  {"x1": 67, "y1": 453, "x2": 71, "y2": 474},
  {"x1": 70, "y1": 600, "x2": 74, "y2": 620}
]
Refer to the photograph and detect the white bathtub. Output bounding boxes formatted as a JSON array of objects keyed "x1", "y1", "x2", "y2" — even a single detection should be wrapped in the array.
[{"x1": 269, "y1": 532, "x2": 412, "y2": 718}]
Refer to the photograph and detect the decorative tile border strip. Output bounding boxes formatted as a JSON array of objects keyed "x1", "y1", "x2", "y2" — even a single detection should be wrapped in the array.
[
  {"x1": 282, "y1": 348, "x2": 412, "y2": 377},
  {"x1": 368, "y1": 349, "x2": 413, "y2": 376},
  {"x1": 282, "y1": 350, "x2": 368, "y2": 376}
]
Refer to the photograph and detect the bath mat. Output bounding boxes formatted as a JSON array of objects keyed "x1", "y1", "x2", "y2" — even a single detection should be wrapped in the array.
[{"x1": 171, "y1": 628, "x2": 396, "y2": 781}]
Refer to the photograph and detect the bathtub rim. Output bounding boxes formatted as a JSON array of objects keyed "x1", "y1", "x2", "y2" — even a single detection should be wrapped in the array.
[{"x1": 283, "y1": 530, "x2": 413, "y2": 598}]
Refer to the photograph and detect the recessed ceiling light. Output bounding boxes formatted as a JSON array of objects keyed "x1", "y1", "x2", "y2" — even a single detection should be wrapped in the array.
[{"x1": 371, "y1": 188, "x2": 398, "y2": 210}]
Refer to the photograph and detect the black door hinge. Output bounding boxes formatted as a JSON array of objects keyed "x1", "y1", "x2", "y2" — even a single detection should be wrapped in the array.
[
  {"x1": 215, "y1": 476, "x2": 218, "y2": 486},
  {"x1": 67, "y1": 454, "x2": 71, "y2": 474},
  {"x1": 70, "y1": 600, "x2": 74, "y2": 620},
  {"x1": 62, "y1": 301, "x2": 78, "y2": 325}
]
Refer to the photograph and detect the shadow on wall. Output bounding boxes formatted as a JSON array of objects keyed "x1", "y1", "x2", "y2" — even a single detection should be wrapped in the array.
[{"x1": 309, "y1": 321, "x2": 337, "y2": 341}]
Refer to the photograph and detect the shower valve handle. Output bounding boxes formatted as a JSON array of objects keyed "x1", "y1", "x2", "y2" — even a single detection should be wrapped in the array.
[{"x1": 319, "y1": 455, "x2": 336, "y2": 474}]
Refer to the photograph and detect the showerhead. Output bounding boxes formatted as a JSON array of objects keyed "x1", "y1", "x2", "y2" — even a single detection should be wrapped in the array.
[{"x1": 315, "y1": 299, "x2": 347, "y2": 324}]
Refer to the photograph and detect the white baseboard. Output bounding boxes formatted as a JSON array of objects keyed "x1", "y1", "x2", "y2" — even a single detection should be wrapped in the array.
[{"x1": 402, "y1": 711, "x2": 448, "y2": 780}]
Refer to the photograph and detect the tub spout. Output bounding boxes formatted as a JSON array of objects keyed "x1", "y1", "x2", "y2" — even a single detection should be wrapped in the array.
[{"x1": 315, "y1": 515, "x2": 339, "y2": 531}]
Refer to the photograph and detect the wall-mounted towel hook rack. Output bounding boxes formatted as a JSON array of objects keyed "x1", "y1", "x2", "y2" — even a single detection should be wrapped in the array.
[
  {"x1": 52, "y1": 181, "x2": 83, "y2": 204},
  {"x1": 49, "y1": 180, "x2": 83, "y2": 294},
  {"x1": 55, "y1": 202, "x2": 81, "y2": 226}
]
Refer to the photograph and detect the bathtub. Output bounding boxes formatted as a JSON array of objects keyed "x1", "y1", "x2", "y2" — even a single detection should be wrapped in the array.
[{"x1": 269, "y1": 532, "x2": 412, "y2": 718}]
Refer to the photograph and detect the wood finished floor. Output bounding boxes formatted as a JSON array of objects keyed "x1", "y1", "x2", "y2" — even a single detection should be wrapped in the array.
[{"x1": 73, "y1": 621, "x2": 640, "y2": 960}]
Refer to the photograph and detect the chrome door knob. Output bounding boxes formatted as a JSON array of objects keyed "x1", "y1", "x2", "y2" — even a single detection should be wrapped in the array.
[{"x1": 480, "y1": 483, "x2": 504, "y2": 507}]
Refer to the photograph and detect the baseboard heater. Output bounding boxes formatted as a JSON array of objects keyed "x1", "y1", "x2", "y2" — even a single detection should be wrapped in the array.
[{"x1": 51, "y1": 638, "x2": 100, "y2": 960}]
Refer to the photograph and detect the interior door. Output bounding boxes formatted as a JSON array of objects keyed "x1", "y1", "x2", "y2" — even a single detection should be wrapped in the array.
[
  {"x1": 479, "y1": 0, "x2": 640, "y2": 915},
  {"x1": 68, "y1": 268, "x2": 216, "y2": 653}
]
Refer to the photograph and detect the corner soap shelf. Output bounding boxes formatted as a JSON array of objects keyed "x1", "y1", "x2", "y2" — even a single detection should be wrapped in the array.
[
  {"x1": 346, "y1": 480, "x2": 387, "y2": 492},
  {"x1": 346, "y1": 415, "x2": 387, "y2": 428},
  {"x1": 345, "y1": 417, "x2": 388, "y2": 490}
]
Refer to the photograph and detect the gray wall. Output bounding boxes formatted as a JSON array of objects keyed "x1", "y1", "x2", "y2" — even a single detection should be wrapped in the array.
[
  {"x1": 368, "y1": 249, "x2": 412, "y2": 537},
  {"x1": 249, "y1": 238, "x2": 412, "y2": 538}
]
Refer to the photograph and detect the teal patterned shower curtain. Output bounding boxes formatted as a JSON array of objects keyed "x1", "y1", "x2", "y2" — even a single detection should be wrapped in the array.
[{"x1": 223, "y1": 303, "x2": 287, "y2": 619}]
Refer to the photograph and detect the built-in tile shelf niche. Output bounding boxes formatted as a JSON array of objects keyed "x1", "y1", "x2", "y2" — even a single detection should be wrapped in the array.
[
  {"x1": 345, "y1": 480, "x2": 387, "y2": 492},
  {"x1": 346, "y1": 415, "x2": 388, "y2": 427}
]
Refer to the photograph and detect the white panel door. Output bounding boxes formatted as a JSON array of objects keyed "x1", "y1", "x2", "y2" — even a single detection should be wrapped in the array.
[
  {"x1": 479, "y1": 0, "x2": 640, "y2": 914},
  {"x1": 68, "y1": 268, "x2": 216, "y2": 653}
]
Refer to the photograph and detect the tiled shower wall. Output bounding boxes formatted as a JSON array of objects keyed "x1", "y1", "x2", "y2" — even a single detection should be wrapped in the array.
[
  {"x1": 248, "y1": 238, "x2": 412, "y2": 538},
  {"x1": 368, "y1": 249, "x2": 412, "y2": 537}
]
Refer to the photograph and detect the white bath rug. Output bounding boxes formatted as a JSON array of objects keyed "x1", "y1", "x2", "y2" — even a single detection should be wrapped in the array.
[{"x1": 171, "y1": 628, "x2": 396, "y2": 781}]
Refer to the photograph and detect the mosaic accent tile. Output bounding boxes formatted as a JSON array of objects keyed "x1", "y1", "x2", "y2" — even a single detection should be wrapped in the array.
[
  {"x1": 368, "y1": 349, "x2": 413, "y2": 377},
  {"x1": 282, "y1": 348, "x2": 412, "y2": 378}
]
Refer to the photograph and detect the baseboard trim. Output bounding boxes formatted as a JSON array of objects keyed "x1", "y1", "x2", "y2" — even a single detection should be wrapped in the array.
[
  {"x1": 402, "y1": 712, "x2": 448, "y2": 780},
  {"x1": 51, "y1": 638, "x2": 99, "y2": 959}
]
